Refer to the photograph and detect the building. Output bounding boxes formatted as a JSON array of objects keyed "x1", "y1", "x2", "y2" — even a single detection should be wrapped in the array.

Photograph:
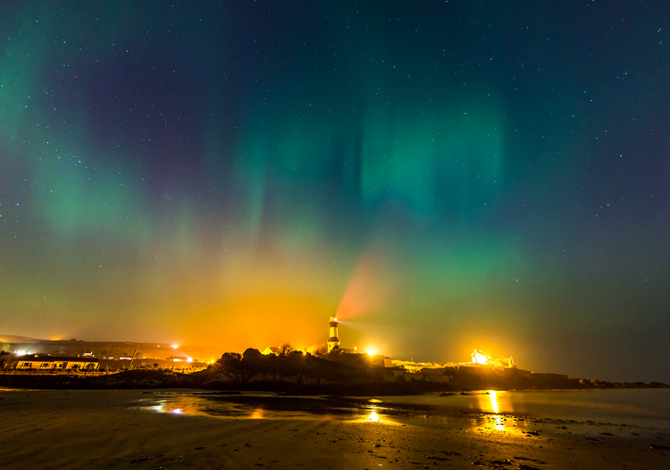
[
  {"x1": 470, "y1": 349, "x2": 515, "y2": 368},
  {"x1": 14, "y1": 354, "x2": 99, "y2": 371},
  {"x1": 327, "y1": 316, "x2": 341, "y2": 352},
  {"x1": 262, "y1": 346, "x2": 280, "y2": 356},
  {"x1": 324, "y1": 316, "x2": 362, "y2": 355}
]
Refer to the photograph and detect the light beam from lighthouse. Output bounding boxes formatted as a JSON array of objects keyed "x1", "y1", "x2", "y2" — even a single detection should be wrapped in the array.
[{"x1": 327, "y1": 316, "x2": 340, "y2": 352}]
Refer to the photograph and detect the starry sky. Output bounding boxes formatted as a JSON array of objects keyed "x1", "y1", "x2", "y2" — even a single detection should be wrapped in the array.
[{"x1": 1, "y1": 1, "x2": 669, "y2": 382}]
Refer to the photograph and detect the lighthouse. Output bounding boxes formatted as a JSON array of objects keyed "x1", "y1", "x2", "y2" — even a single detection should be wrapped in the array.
[{"x1": 327, "y1": 316, "x2": 340, "y2": 352}]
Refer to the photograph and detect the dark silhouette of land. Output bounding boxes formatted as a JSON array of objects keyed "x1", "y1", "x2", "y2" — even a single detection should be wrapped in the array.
[{"x1": 1, "y1": 348, "x2": 666, "y2": 394}]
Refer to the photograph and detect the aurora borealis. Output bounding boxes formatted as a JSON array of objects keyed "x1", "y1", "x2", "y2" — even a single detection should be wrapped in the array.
[{"x1": 1, "y1": 1, "x2": 669, "y2": 382}]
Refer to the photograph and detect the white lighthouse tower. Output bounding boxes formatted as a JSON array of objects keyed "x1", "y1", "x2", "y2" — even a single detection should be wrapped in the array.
[{"x1": 327, "y1": 316, "x2": 340, "y2": 353}]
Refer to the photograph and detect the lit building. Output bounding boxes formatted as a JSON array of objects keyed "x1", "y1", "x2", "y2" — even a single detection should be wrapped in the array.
[
  {"x1": 470, "y1": 349, "x2": 515, "y2": 368},
  {"x1": 13, "y1": 354, "x2": 99, "y2": 371},
  {"x1": 262, "y1": 346, "x2": 280, "y2": 356},
  {"x1": 327, "y1": 316, "x2": 340, "y2": 352}
]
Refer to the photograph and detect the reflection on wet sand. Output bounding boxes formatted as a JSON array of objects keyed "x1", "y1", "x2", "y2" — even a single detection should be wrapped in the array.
[
  {"x1": 141, "y1": 393, "x2": 411, "y2": 426},
  {"x1": 250, "y1": 408, "x2": 264, "y2": 419},
  {"x1": 149, "y1": 398, "x2": 201, "y2": 416},
  {"x1": 489, "y1": 390, "x2": 499, "y2": 413},
  {"x1": 137, "y1": 389, "x2": 668, "y2": 439},
  {"x1": 4, "y1": 389, "x2": 669, "y2": 470},
  {"x1": 488, "y1": 392, "x2": 507, "y2": 431},
  {"x1": 355, "y1": 404, "x2": 402, "y2": 425},
  {"x1": 475, "y1": 389, "x2": 505, "y2": 415},
  {"x1": 141, "y1": 393, "x2": 375, "y2": 421},
  {"x1": 493, "y1": 416, "x2": 505, "y2": 431},
  {"x1": 472, "y1": 391, "x2": 533, "y2": 435},
  {"x1": 139, "y1": 392, "x2": 512, "y2": 430}
]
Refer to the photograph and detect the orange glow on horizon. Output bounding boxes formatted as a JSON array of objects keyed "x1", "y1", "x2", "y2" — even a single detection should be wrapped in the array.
[
  {"x1": 176, "y1": 291, "x2": 337, "y2": 353},
  {"x1": 33, "y1": 246, "x2": 404, "y2": 355},
  {"x1": 88, "y1": 244, "x2": 350, "y2": 353}
]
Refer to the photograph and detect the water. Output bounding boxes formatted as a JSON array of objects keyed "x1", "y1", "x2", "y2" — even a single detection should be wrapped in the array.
[
  {"x1": 378, "y1": 389, "x2": 670, "y2": 429},
  {"x1": 138, "y1": 388, "x2": 670, "y2": 430}
]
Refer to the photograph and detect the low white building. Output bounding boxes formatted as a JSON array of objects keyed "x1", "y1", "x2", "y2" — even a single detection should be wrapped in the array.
[{"x1": 14, "y1": 354, "x2": 99, "y2": 371}]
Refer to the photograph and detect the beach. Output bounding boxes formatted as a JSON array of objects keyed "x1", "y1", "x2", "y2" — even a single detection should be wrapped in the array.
[{"x1": 1, "y1": 389, "x2": 669, "y2": 470}]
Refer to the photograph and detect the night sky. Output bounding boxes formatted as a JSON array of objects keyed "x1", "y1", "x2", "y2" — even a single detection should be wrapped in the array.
[{"x1": 1, "y1": 1, "x2": 669, "y2": 382}]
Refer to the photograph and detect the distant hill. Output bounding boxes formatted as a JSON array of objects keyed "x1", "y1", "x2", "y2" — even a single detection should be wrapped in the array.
[
  {"x1": 0, "y1": 334, "x2": 43, "y2": 343},
  {"x1": 0, "y1": 334, "x2": 222, "y2": 363}
]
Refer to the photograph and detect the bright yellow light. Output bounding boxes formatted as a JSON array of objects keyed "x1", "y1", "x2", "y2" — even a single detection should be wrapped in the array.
[
  {"x1": 490, "y1": 391, "x2": 505, "y2": 431},
  {"x1": 366, "y1": 347, "x2": 377, "y2": 356},
  {"x1": 494, "y1": 416, "x2": 505, "y2": 431},
  {"x1": 186, "y1": 357, "x2": 193, "y2": 363},
  {"x1": 472, "y1": 350, "x2": 488, "y2": 364},
  {"x1": 171, "y1": 344, "x2": 179, "y2": 349},
  {"x1": 489, "y1": 391, "x2": 499, "y2": 414},
  {"x1": 351, "y1": 406, "x2": 400, "y2": 425}
]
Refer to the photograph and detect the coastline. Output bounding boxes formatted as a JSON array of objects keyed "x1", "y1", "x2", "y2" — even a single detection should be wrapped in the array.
[{"x1": 1, "y1": 367, "x2": 667, "y2": 395}]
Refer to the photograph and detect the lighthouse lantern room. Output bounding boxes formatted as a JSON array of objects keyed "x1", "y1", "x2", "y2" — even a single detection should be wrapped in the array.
[{"x1": 327, "y1": 316, "x2": 340, "y2": 352}]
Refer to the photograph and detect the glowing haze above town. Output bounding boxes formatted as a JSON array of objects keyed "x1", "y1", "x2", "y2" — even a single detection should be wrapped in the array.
[{"x1": 1, "y1": 2, "x2": 669, "y2": 383}]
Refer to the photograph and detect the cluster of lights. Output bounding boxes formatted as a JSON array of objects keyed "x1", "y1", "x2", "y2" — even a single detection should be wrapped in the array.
[
  {"x1": 472, "y1": 350, "x2": 489, "y2": 364},
  {"x1": 172, "y1": 357, "x2": 193, "y2": 363}
]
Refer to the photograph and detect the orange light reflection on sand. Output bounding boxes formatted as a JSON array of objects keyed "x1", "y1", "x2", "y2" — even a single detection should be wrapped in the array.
[
  {"x1": 489, "y1": 391, "x2": 499, "y2": 413},
  {"x1": 477, "y1": 390, "x2": 509, "y2": 415},
  {"x1": 494, "y1": 416, "x2": 505, "y2": 431},
  {"x1": 147, "y1": 398, "x2": 207, "y2": 417},
  {"x1": 487, "y1": 391, "x2": 505, "y2": 431},
  {"x1": 353, "y1": 404, "x2": 400, "y2": 425},
  {"x1": 475, "y1": 391, "x2": 525, "y2": 434}
]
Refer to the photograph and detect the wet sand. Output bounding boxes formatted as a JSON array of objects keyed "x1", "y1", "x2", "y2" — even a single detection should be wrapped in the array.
[{"x1": 1, "y1": 390, "x2": 669, "y2": 469}]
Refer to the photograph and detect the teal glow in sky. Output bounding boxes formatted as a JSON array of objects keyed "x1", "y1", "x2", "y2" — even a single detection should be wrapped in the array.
[{"x1": 1, "y1": 1, "x2": 669, "y2": 382}]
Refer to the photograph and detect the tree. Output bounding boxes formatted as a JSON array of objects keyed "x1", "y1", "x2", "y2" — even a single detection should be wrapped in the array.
[{"x1": 0, "y1": 351, "x2": 10, "y2": 370}]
